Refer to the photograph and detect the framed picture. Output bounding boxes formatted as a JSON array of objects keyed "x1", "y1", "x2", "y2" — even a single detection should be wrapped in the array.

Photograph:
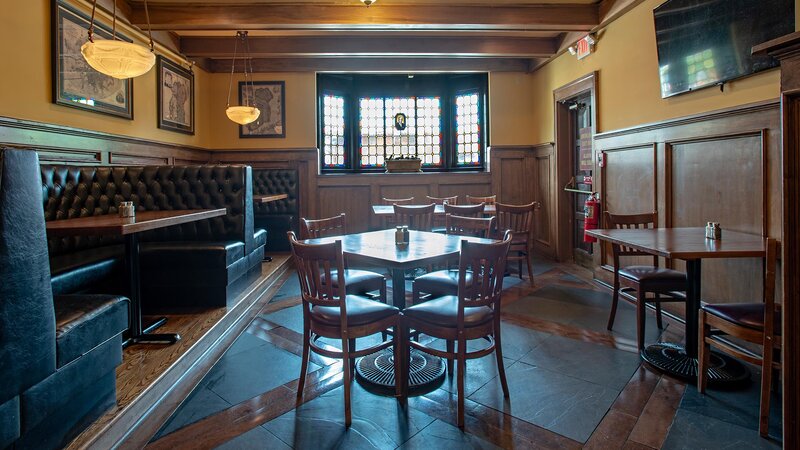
[
  {"x1": 239, "y1": 81, "x2": 285, "y2": 138},
  {"x1": 51, "y1": 0, "x2": 133, "y2": 119},
  {"x1": 157, "y1": 56, "x2": 194, "y2": 134}
]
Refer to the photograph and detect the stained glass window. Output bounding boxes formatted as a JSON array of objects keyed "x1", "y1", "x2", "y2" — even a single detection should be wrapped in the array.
[
  {"x1": 359, "y1": 98, "x2": 385, "y2": 168},
  {"x1": 322, "y1": 94, "x2": 346, "y2": 168},
  {"x1": 416, "y1": 97, "x2": 442, "y2": 166},
  {"x1": 455, "y1": 92, "x2": 481, "y2": 166},
  {"x1": 384, "y1": 97, "x2": 416, "y2": 162}
]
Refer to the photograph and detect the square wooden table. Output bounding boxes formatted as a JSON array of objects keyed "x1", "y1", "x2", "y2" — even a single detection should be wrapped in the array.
[
  {"x1": 300, "y1": 228, "x2": 497, "y2": 309},
  {"x1": 587, "y1": 227, "x2": 765, "y2": 384},
  {"x1": 371, "y1": 204, "x2": 496, "y2": 218},
  {"x1": 46, "y1": 209, "x2": 227, "y2": 345}
]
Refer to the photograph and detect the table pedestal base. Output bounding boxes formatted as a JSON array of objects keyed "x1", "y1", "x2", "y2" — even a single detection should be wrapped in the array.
[
  {"x1": 123, "y1": 317, "x2": 181, "y2": 347},
  {"x1": 642, "y1": 342, "x2": 750, "y2": 385},
  {"x1": 356, "y1": 348, "x2": 445, "y2": 395}
]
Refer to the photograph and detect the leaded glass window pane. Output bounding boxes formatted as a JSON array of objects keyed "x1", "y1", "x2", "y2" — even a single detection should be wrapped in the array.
[
  {"x1": 455, "y1": 92, "x2": 481, "y2": 166},
  {"x1": 322, "y1": 94, "x2": 346, "y2": 168},
  {"x1": 416, "y1": 97, "x2": 442, "y2": 166},
  {"x1": 359, "y1": 98, "x2": 385, "y2": 167}
]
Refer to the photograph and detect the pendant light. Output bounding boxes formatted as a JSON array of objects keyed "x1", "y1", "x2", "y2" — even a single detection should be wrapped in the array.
[
  {"x1": 81, "y1": 0, "x2": 156, "y2": 79},
  {"x1": 225, "y1": 31, "x2": 261, "y2": 126},
  {"x1": 361, "y1": 0, "x2": 377, "y2": 5}
]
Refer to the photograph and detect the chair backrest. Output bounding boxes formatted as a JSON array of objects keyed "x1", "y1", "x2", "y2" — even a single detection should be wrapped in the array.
[
  {"x1": 382, "y1": 196, "x2": 415, "y2": 205},
  {"x1": 287, "y1": 231, "x2": 348, "y2": 319},
  {"x1": 495, "y1": 202, "x2": 536, "y2": 237},
  {"x1": 301, "y1": 213, "x2": 347, "y2": 239},
  {"x1": 393, "y1": 203, "x2": 436, "y2": 231},
  {"x1": 426, "y1": 195, "x2": 458, "y2": 205},
  {"x1": 0, "y1": 149, "x2": 57, "y2": 404},
  {"x1": 455, "y1": 231, "x2": 512, "y2": 322},
  {"x1": 444, "y1": 202, "x2": 485, "y2": 218},
  {"x1": 604, "y1": 212, "x2": 659, "y2": 264},
  {"x1": 445, "y1": 214, "x2": 495, "y2": 238},
  {"x1": 466, "y1": 194, "x2": 496, "y2": 205}
]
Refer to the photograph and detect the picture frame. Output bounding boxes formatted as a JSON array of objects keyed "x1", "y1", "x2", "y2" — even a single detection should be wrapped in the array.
[
  {"x1": 51, "y1": 0, "x2": 134, "y2": 119},
  {"x1": 157, "y1": 56, "x2": 195, "y2": 134},
  {"x1": 239, "y1": 81, "x2": 285, "y2": 138}
]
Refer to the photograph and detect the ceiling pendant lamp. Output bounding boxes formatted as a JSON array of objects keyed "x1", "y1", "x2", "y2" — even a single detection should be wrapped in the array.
[
  {"x1": 360, "y1": 0, "x2": 377, "y2": 5},
  {"x1": 81, "y1": 0, "x2": 156, "y2": 79},
  {"x1": 225, "y1": 31, "x2": 261, "y2": 126}
]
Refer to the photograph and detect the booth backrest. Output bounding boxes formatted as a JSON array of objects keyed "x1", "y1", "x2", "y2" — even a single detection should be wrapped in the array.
[
  {"x1": 252, "y1": 168, "x2": 298, "y2": 217},
  {"x1": 40, "y1": 164, "x2": 256, "y2": 255},
  {"x1": 0, "y1": 149, "x2": 57, "y2": 405}
]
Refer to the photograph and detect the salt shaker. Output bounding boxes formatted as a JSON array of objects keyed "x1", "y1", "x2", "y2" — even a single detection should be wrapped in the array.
[
  {"x1": 705, "y1": 222, "x2": 721, "y2": 240},
  {"x1": 395, "y1": 226, "x2": 405, "y2": 245},
  {"x1": 118, "y1": 201, "x2": 135, "y2": 218},
  {"x1": 402, "y1": 226, "x2": 410, "y2": 244}
]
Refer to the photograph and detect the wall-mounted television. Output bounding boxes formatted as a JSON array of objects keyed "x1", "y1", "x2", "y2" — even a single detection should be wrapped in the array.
[{"x1": 654, "y1": 0, "x2": 794, "y2": 98}]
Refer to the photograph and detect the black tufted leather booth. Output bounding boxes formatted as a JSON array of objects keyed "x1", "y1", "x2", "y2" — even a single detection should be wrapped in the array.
[
  {"x1": 252, "y1": 168, "x2": 299, "y2": 251},
  {"x1": 0, "y1": 149, "x2": 129, "y2": 449},
  {"x1": 40, "y1": 163, "x2": 266, "y2": 308}
]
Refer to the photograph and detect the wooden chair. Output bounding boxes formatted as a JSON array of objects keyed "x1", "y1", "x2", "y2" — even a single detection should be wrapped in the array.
[
  {"x1": 698, "y1": 238, "x2": 780, "y2": 437},
  {"x1": 495, "y1": 202, "x2": 537, "y2": 282},
  {"x1": 400, "y1": 231, "x2": 513, "y2": 427},
  {"x1": 412, "y1": 214, "x2": 496, "y2": 304},
  {"x1": 605, "y1": 211, "x2": 688, "y2": 350},
  {"x1": 393, "y1": 203, "x2": 436, "y2": 232},
  {"x1": 288, "y1": 232, "x2": 401, "y2": 427},
  {"x1": 382, "y1": 197, "x2": 415, "y2": 227},
  {"x1": 300, "y1": 214, "x2": 387, "y2": 302},
  {"x1": 426, "y1": 195, "x2": 459, "y2": 205},
  {"x1": 444, "y1": 202, "x2": 486, "y2": 218},
  {"x1": 466, "y1": 194, "x2": 496, "y2": 205}
]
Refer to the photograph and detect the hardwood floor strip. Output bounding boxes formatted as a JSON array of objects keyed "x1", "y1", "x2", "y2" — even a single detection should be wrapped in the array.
[
  {"x1": 611, "y1": 365, "x2": 663, "y2": 417},
  {"x1": 627, "y1": 375, "x2": 686, "y2": 449},
  {"x1": 583, "y1": 409, "x2": 639, "y2": 450},
  {"x1": 500, "y1": 313, "x2": 640, "y2": 354}
]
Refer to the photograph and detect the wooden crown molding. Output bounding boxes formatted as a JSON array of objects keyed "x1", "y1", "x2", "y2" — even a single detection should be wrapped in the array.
[{"x1": 207, "y1": 57, "x2": 539, "y2": 73}]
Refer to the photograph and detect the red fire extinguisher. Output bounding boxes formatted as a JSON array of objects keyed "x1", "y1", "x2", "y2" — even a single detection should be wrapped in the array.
[{"x1": 584, "y1": 193, "x2": 600, "y2": 243}]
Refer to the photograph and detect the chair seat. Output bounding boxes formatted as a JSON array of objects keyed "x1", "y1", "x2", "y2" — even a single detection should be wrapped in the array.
[
  {"x1": 323, "y1": 269, "x2": 385, "y2": 294},
  {"x1": 414, "y1": 270, "x2": 473, "y2": 296},
  {"x1": 404, "y1": 295, "x2": 493, "y2": 327},
  {"x1": 703, "y1": 302, "x2": 781, "y2": 333},
  {"x1": 311, "y1": 295, "x2": 398, "y2": 327},
  {"x1": 619, "y1": 266, "x2": 687, "y2": 284}
]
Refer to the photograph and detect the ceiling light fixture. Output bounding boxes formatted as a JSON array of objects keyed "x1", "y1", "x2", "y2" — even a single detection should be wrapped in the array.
[
  {"x1": 225, "y1": 31, "x2": 261, "y2": 126},
  {"x1": 81, "y1": 0, "x2": 156, "y2": 79},
  {"x1": 360, "y1": 0, "x2": 377, "y2": 6}
]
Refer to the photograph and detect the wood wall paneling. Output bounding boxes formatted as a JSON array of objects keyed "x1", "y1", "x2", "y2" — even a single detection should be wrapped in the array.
[
  {"x1": 318, "y1": 186, "x2": 373, "y2": 233},
  {"x1": 533, "y1": 146, "x2": 554, "y2": 251}
]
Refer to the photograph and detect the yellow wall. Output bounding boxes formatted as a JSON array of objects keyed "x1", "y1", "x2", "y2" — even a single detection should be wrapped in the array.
[
  {"x1": 0, "y1": 0, "x2": 209, "y2": 147},
  {"x1": 203, "y1": 72, "x2": 317, "y2": 150},
  {"x1": 489, "y1": 72, "x2": 536, "y2": 146},
  {"x1": 529, "y1": 0, "x2": 792, "y2": 144}
]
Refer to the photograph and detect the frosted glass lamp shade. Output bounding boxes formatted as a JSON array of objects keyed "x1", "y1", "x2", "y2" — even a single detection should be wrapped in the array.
[
  {"x1": 80, "y1": 40, "x2": 156, "y2": 79},
  {"x1": 226, "y1": 106, "x2": 261, "y2": 125}
]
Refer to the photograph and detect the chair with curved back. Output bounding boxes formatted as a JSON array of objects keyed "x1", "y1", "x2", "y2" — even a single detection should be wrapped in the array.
[
  {"x1": 382, "y1": 197, "x2": 415, "y2": 228},
  {"x1": 288, "y1": 232, "x2": 401, "y2": 427},
  {"x1": 495, "y1": 201, "x2": 537, "y2": 282},
  {"x1": 300, "y1": 213, "x2": 387, "y2": 302},
  {"x1": 444, "y1": 202, "x2": 486, "y2": 218},
  {"x1": 400, "y1": 231, "x2": 513, "y2": 428},
  {"x1": 412, "y1": 214, "x2": 496, "y2": 304},
  {"x1": 466, "y1": 194, "x2": 496, "y2": 205},
  {"x1": 393, "y1": 203, "x2": 436, "y2": 232},
  {"x1": 698, "y1": 237, "x2": 780, "y2": 437},
  {"x1": 605, "y1": 211, "x2": 688, "y2": 351},
  {"x1": 427, "y1": 195, "x2": 459, "y2": 231}
]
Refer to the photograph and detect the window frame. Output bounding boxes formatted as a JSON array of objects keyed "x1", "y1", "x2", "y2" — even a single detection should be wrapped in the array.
[{"x1": 317, "y1": 73, "x2": 488, "y2": 174}]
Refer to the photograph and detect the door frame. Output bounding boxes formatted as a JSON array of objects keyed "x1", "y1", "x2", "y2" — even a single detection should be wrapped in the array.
[{"x1": 553, "y1": 72, "x2": 598, "y2": 263}]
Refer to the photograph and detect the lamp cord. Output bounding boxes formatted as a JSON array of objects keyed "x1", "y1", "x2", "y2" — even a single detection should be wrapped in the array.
[
  {"x1": 87, "y1": 0, "x2": 97, "y2": 42},
  {"x1": 226, "y1": 32, "x2": 240, "y2": 108},
  {"x1": 244, "y1": 32, "x2": 255, "y2": 108},
  {"x1": 143, "y1": 0, "x2": 154, "y2": 52}
]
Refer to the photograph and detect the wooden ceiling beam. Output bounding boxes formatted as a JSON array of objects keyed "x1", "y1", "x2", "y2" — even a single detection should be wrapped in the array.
[
  {"x1": 129, "y1": 3, "x2": 598, "y2": 31},
  {"x1": 180, "y1": 35, "x2": 559, "y2": 58},
  {"x1": 208, "y1": 57, "x2": 539, "y2": 73}
]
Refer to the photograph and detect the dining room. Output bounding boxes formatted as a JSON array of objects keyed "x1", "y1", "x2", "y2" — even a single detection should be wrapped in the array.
[{"x1": 1, "y1": 0, "x2": 799, "y2": 449}]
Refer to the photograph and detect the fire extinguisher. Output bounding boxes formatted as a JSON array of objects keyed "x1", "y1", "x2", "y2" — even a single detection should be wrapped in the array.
[{"x1": 584, "y1": 193, "x2": 600, "y2": 243}]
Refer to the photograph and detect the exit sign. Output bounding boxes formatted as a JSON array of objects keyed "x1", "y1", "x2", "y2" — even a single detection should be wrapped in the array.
[{"x1": 576, "y1": 35, "x2": 594, "y2": 60}]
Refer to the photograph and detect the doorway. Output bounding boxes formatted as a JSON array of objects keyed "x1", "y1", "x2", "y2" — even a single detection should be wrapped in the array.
[{"x1": 553, "y1": 72, "x2": 597, "y2": 267}]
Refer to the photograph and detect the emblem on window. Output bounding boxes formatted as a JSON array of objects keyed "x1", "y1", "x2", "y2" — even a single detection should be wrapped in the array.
[{"x1": 394, "y1": 113, "x2": 407, "y2": 131}]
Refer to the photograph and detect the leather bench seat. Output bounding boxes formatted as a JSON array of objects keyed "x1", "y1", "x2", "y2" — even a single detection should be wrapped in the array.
[
  {"x1": 54, "y1": 295, "x2": 129, "y2": 367},
  {"x1": 255, "y1": 215, "x2": 294, "y2": 251},
  {"x1": 49, "y1": 245, "x2": 124, "y2": 296},
  {"x1": 253, "y1": 168, "x2": 298, "y2": 252}
]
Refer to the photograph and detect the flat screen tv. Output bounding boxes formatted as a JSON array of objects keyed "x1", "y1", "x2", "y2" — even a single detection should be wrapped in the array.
[{"x1": 654, "y1": 0, "x2": 794, "y2": 98}]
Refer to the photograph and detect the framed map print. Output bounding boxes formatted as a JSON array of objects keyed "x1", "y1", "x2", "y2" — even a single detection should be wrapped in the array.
[
  {"x1": 52, "y1": 0, "x2": 133, "y2": 119},
  {"x1": 157, "y1": 56, "x2": 194, "y2": 134},
  {"x1": 239, "y1": 81, "x2": 285, "y2": 138}
]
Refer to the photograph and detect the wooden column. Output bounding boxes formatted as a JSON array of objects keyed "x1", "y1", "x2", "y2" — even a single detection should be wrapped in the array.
[{"x1": 753, "y1": 31, "x2": 800, "y2": 449}]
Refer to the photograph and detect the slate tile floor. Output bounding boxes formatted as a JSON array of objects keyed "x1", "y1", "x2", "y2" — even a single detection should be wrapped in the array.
[{"x1": 151, "y1": 257, "x2": 782, "y2": 449}]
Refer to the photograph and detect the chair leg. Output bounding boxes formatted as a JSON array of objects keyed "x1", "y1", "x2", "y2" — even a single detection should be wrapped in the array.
[
  {"x1": 517, "y1": 256, "x2": 523, "y2": 280},
  {"x1": 393, "y1": 320, "x2": 403, "y2": 399},
  {"x1": 636, "y1": 288, "x2": 647, "y2": 351},
  {"x1": 654, "y1": 293, "x2": 664, "y2": 330},
  {"x1": 759, "y1": 336, "x2": 775, "y2": 437},
  {"x1": 607, "y1": 274, "x2": 621, "y2": 331},
  {"x1": 525, "y1": 249, "x2": 534, "y2": 283},
  {"x1": 494, "y1": 328, "x2": 510, "y2": 398},
  {"x1": 297, "y1": 326, "x2": 311, "y2": 399},
  {"x1": 401, "y1": 321, "x2": 411, "y2": 399},
  {"x1": 457, "y1": 334, "x2": 467, "y2": 428},
  {"x1": 342, "y1": 335, "x2": 352, "y2": 427},
  {"x1": 412, "y1": 282, "x2": 421, "y2": 305},
  {"x1": 697, "y1": 311, "x2": 709, "y2": 394},
  {"x1": 349, "y1": 338, "x2": 357, "y2": 378},
  {"x1": 446, "y1": 340, "x2": 455, "y2": 376}
]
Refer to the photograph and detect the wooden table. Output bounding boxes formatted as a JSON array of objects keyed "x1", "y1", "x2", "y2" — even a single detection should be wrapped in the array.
[
  {"x1": 371, "y1": 203, "x2": 496, "y2": 217},
  {"x1": 46, "y1": 209, "x2": 227, "y2": 345},
  {"x1": 301, "y1": 229, "x2": 497, "y2": 393},
  {"x1": 253, "y1": 193, "x2": 288, "y2": 204},
  {"x1": 587, "y1": 227, "x2": 765, "y2": 384}
]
